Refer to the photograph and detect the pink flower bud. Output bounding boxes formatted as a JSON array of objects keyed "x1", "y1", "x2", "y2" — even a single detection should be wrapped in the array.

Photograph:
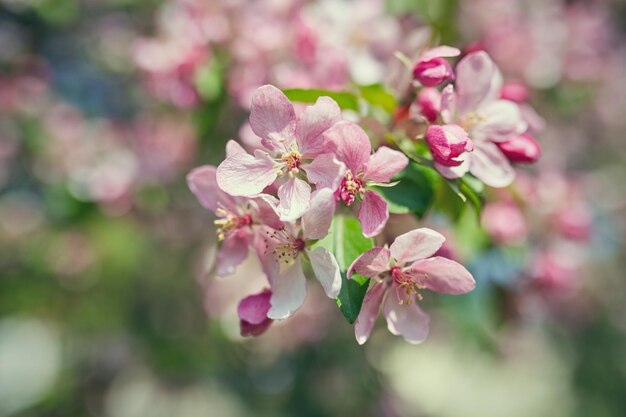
[
  {"x1": 495, "y1": 133, "x2": 541, "y2": 164},
  {"x1": 415, "y1": 88, "x2": 441, "y2": 122},
  {"x1": 237, "y1": 290, "x2": 273, "y2": 337},
  {"x1": 425, "y1": 124, "x2": 473, "y2": 167},
  {"x1": 481, "y1": 202, "x2": 527, "y2": 245},
  {"x1": 413, "y1": 57, "x2": 454, "y2": 87},
  {"x1": 500, "y1": 81, "x2": 530, "y2": 103},
  {"x1": 412, "y1": 46, "x2": 460, "y2": 87}
]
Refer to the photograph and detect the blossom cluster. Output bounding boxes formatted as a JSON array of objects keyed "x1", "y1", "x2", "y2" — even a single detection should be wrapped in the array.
[
  {"x1": 408, "y1": 47, "x2": 542, "y2": 188},
  {"x1": 188, "y1": 83, "x2": 478, "y2": 343}
]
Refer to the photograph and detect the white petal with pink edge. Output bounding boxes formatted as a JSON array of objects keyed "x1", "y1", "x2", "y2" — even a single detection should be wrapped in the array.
[
  {"x1": 308, "y1": 247, "x2": 342, "y2": 298},
  {"x1": 354, "y1": 281, "x2": 387, "y2": 345},
  {"x1": 411, "y1": 256, "x2": 476, "y2": 294},
  {"x1": 390, "y1": 228, "x2": 445, "y2": 265},
  {"x1": 216, "y1": 151, "x2": 277, "y2": 196}
]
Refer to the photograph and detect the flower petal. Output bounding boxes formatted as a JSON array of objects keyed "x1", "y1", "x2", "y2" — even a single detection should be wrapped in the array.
[
  {"x1": 456, "y1": 51, "x2": 502, "y2": 114},
  {"x1": 419, "y1": 45, "x2": 461, "y2": 62},
  {"x1": 390, "y1": 228, "x2": 446, "y2": 264},
  {"x1": 363, "y1": 147, "x2": 409, "y2": 183},
  {"x1": 249, "y1": 85, "x2": 297, "y2": 151},
  {"x1": 383, "y1": 290, "x2": 430, "y2": 344},
  {"x1": 324, "y1": 121, "x2": 372, "y2": 174},
  {"x1": 296, "y1": 96, "x2": 341, "y2": 157},
  {"x1": 187, "y1": 165, "x2": 237, "y2": 212},
  {"x1": 358, "y1": 190, "x2": 389, "y2": 238},
  {"x1": 225, "y1": 139, "x2": 247, "y2": 156},
  {"x1": 434, "y1": 156, "x2": 470, "y2": 179},
  {"x1": 473, "y1": 100, "x2": 527, "y2": 142},
  {"x1": 411, "y1": 256, "x2": 476, "y2": 294},
  {"x1": 348, "y1": 247, "x2": 391, "y2": 279},
  {"x1": 302, "y1": 188, "x2": 336, "y2": 240},
  {"x1": 308, "y1": 247, "x2": 342, "y2": 298},
  {"x1": 469, "y1": 142, "x2": 515, "y2": 188},
  {"x1": 216, "y1": 151, "x2": 277, "y2": 196},
  {"x1": 237, "y1": 290, "x2": 272, "y2": 325},
  {"x1": 354, "y1": 281, "x2": 387, "y2": 345},
  {"x1": 303, "y1": 154, "x2": 346, "y2": 189},
  {"x1": 216, "y1": 231, "x2": 249, "y2": 277},
  {"x1": 276, "y1": 176, "x2": 312, "y2": 221},
  {"x1": 267, "y1": 258, "x2": 307, "y2": 320},
  {"x1": 440, "y1": 84, "x2": 457, "y2": 124}
]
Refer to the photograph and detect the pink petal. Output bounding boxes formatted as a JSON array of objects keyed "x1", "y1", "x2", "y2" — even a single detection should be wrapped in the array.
[
  {"x1": 383, "y1": 290, "x2": 430, "y2": 344},
  {"x1": 419, "y1": 45, "x2": 461, "y2": 62},
  {"x1": 216, "y1": 231, "x2": 249, "y2": 277},
  {"x1": 469, "y1": 142, "x2": 515, "y2": 188},
  {"x1": 363, "y1": 147, "x2": 409, "y2": 183},
  {"x1": 296, "y1": 96, "x2": 341, "y2": 157},
  {"x1": 354, "y1": 281, "x2": 387, "y2": 345},
  {"x1": 267, "y1": 258, "x2": 307, "y2": 319},
  {"x1": 238, "y1": 290, "x2": 273, "y2": 337},
  {"x1": 358, "y1": 190, "x2": 389, "y2": 238},
  {"x1": 390, "y1": 228, "x2": 446, "y2": 265},
  {"x1": 225, "y1": 139, "x2": 247, "y2": 156},
  {"x1": 495, "y1": 133, "x2": 541, "y2": 164},
  {"x1": 456, "y1": 51, "x2": 502, "y2": 114},
  {"x1": 411, "y1": 256, "x2": 476, "y2": 294},
  {"x1": 434, "y1": 156, "x2": 470, "y2": 179},
  {"x1": 303, "y1": 153, "x2": 346, "y2": 189},
  {"x1": 301, "y1": 188, "x2": 336, "y2": 240},
  {"x1": 276, "y1": 176, "x2": 311, "y2": 221},
  {"x1": 187, "y1": 165, "x2": 237, "y2": 212},
  {"x1": 216, "y1": 151, "x2": 277, "y2": 196},
  {"x1": 323, "y1": 121, "x2": 372, "y2": 174},
  {"x1": 240, "y1": 316, "x2": 272, "y2": 337},
  {"x1": 249, "y1": 85, "x2": 297, "y2": 152},
  {"x1": 473, "y1": 100, "x2": 527, "y2": 142},
  {"x1": 248, "y1": 198, "x2": 281, "y2": 231},
  {"x1": 308, "y1": 247, "x2": 342, "y2": 298},
  {"x1": 237, "y1": 290, "x2": 272, "y2": 325},
  {"x1": 440, "y1": 84, "x2": 457, "y2": 124},
  {"x1": 348, "y1": 247, "x2": 391, "y2": 279}
]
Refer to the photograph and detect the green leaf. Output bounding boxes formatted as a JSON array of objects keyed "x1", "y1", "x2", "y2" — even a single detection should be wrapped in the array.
[
  {"x1": 458, "y1": 176, "x2": 484, "y2": 216},
  {"x1": 336, "y1": 271, "x2": 370, "y2": 324},
  {"x1": 282, "y1": 88, "x2": 360, "y2": 111},
  {"x1": 314, "y1": 215, "x2": 374, "y2": 323},
  {"x1": 370, "y1": 162, "x2": 438, "y2": 217},
  {"x1": 358, "y1": 84, "x2": 397, "y2": 114}
]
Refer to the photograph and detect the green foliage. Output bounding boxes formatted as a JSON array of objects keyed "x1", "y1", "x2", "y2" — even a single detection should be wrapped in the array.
[
  {"x1": 358, "y1": 84, "x2": 398, "y2": 114},
  {"x1": 283, "y1": 85, "x2": 398, "y2": 116},
  {"x1": 282, "y1": 88, "x2": 360, "y2": 111},
  {"x1": 370, "y1": 162, "x2": 438, "y2": 217},
  {"x1": 314, "y1": 216, "x2": 374, "y2": 323}
]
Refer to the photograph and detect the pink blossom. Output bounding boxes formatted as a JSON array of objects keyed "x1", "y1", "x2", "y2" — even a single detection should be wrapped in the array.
[
  {"x1": 349, "y1": 228, "x2": 475, "y2": 344},
  {"x1": 424, "y1": 124, "x2": 474, "y2": 167},
  {"x1": 413, "y1": 46, "x2": 460, "y2": 87},
  {"x1": 323, "y1": 121, "x2": 409, "y2": 237},
  {"x1": 256, "y1": 189, "x2": 342, "y2": 320},
  {"x1": 238, "y1": 289, "x2": 273, "y2": 337},
  {"x1": 412, "y1": 88, "x2": 441, "y2": 123},
  {"x1": 481, "y1": 201, "x2": 527, "y2": 245},
  {"x1": 495, "y1": 133, "x2": 541, "y2": 164},
  {"x1": 500, "y1": 81, "x2": 529, "y2": 103},
  {"x1": 436, "y1": 51, "x2": 528, "y2": 187},
  {"x1": 216, "y1": 85, "x2": 345, "y2": 221},
  {"x1": 187, "y1": 164, "x2": 281, "y2": 277}
]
